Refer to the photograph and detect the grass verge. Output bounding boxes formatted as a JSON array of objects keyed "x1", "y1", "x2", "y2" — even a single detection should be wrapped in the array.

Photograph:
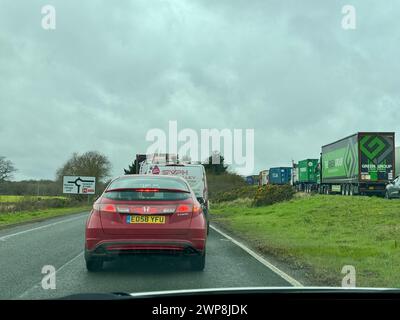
[
  {"x1": 0, "y1": 206, "x2": 91, "y2": 228},
  {"x1": 0, "y1": 195, "x2": 67, "y2": 203},
  {"x1": 211, "y1": 194, "x2": 400, "y2": 288}
]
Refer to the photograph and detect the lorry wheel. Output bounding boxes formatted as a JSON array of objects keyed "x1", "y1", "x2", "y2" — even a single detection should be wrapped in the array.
[
  {"x1": 341, "y1": 185, "x2": 345, "y2": 196},
  {"x1": 349, "y1": 185, "x2": 354, "y2": 196},
  {"x1": 385, "y1": 191, "x2": 391, "y2": 200}
]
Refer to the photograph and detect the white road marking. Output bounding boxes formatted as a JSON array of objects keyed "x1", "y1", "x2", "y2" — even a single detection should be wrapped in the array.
[
  {"x1": 17, "y1": 251, "x2": 84, "y2": 299},
  {"x1": 210, "y1": 224, "x2": 303, "y2": 287},
  {"x1": 0, "y1": 213, "x2": 88, "y2": 241}
]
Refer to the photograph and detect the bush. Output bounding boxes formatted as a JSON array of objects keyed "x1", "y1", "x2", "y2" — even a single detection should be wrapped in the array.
[
  {"x1": 212, "y1": 185, "x2": 258, "y2": 203},
  {"x1": 252, "y1": 184, "x2": 295, "y2": 207},
  {"x1": 207, "y1": 172, "x2": 248, "y2": 200}
]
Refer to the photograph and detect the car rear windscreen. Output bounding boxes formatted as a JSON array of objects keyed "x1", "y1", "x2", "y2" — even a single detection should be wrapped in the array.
[{"x1": 104, "y1": 177, "x2": 191, "y2": 201}]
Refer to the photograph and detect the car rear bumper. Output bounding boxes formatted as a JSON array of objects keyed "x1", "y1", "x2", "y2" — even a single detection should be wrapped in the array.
[{"x1": 85, "y1": 239, "x2": 205, "y2": 260}]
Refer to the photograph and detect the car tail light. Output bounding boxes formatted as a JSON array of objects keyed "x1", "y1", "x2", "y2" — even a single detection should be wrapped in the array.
[
  {"x1": 176, "y1": 204, "x2": 192, "y2": 213},
  {"x1": 93, "y1": 203, "x2": 117, "y2": 213},
  {"x1": 192, "y1": 204, "x2": 202, "y2": 216}
]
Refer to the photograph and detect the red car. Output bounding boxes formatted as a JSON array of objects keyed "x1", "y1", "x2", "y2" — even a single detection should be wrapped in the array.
[{"x1": 85, "y1": 175, "x2": 207, "y2": 271}]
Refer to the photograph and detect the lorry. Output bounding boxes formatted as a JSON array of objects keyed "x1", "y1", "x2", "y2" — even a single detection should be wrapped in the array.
[
  {"x1": 319, "y1": 132, "x2": 395, "y2": 196},
  {"x1": 259, "y1": 170, "x2": 269, "y2": 186},
  {"x1": 296, "y1": 159, "x2": 319, "y2": 193},
  {"x1": 268, "y1": 167, "x2": 292, "y2": 185}
]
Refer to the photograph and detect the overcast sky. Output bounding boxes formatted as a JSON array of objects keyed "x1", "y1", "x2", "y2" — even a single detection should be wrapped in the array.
[{"x1": 1, "y1": 0, "x2": 399, "y2": 180}]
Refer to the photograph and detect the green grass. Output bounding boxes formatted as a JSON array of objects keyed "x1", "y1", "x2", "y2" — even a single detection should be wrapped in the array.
[
  {"x1": 211, "y1": 195, "x2": 400, "y2": 288},
  {"x1": 0, "y1": 195, "x2": 67, "y2": 203},
  {"x1": 0, "y1": 206, "x2": 91, "y2": 227}
]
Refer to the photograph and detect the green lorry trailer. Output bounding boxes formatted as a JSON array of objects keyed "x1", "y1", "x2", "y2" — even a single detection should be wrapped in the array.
[{"x1": 295, "y1": 132, "x2": 396, "y2": 196}]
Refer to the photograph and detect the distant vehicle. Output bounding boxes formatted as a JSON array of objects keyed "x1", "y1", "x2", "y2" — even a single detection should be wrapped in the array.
[
  {"x1": 319, "y1": 132, "x2": 395, "y2": 196},
  {"x1": 295, "y1": 159, "x2": 319, "y2": 193},
  {"x1": 259, "y1": 170, "x2": 269, "y2": 186},
  {"x1": 85, "y1": 175, "x2": 207, "y2": 272},
  {"x1": 385, "y1": 176, "x2": 400, "y2": 199},
  {"x1": 138, "y1": 156, "x2": 209, "y2": 233},
  {"x1": 268, "y1": 167, "x2": 292, "y2": 185},
  {"x1": 245, "y1": 176, "x2": 254, "y2": 185}
]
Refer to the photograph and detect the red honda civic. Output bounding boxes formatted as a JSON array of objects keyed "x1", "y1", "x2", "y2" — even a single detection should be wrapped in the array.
[{"x1": 85, "y1": 175, "x2": 207, "y2": 272}]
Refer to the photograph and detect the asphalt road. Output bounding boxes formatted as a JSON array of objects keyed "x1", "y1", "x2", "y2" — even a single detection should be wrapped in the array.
[{"x1": 0, "y1": 212, "x2": 292, "y2": 299}]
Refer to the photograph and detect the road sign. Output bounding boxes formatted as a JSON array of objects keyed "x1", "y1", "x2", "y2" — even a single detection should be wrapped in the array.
[{"x1": 63, "y1": 176, "x2": 96, "y2": 194}]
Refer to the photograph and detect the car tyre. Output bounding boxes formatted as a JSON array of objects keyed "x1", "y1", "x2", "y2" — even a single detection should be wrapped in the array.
[
  {"x1": 190, "y1": 252, "x2": 206, "y2": 271},
  {"x1": 86, "y1": 258, "x2": 103, "y2": 272}
]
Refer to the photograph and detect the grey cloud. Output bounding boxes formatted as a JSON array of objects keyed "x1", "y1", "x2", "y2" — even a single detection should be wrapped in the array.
[{"x1": 0, "y1": 0, "x2": 399, "y2": 179}]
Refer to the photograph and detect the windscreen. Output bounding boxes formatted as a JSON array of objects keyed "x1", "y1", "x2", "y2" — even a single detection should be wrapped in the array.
[{"x1": 2, "y1": 0, "x2": 400, "y2": 302}]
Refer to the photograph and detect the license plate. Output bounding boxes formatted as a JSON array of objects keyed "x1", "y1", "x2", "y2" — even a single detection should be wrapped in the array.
[{"x1": 127, "y1": 215, "x2": 166, "y2": 224}]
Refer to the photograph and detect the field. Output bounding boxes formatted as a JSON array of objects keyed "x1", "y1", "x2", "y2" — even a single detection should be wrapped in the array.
[
  {"x1": 0, "y1": 195, "x2": 67, "y2": 203},
  {"x1": 0, "y1": 206, "x2": 91, "y2": 227},
  {"x1": 0, "y1": 195, "x2": 91, "y2": 227},
  {"x1": 211, "y1": 194, "x2": 400, "y2": 287}
]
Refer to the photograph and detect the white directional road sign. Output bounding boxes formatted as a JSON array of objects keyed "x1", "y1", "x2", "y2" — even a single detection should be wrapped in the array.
[{"x1": 63, "y1": 176, "x2": 96, "y2": 194}]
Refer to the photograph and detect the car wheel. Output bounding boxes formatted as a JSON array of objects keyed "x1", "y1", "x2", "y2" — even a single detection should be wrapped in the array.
[
  {"x1": 86, "y1": 259, "x2": 103, "y2": 272},
  {"x1": 190, "y1": 252, "x2": 206, "y2": 271}
]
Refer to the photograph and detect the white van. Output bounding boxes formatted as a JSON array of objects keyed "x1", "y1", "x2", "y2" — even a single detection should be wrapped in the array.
[{"x1": 139, "y1": 162, "x2": 210, "y2": 232}]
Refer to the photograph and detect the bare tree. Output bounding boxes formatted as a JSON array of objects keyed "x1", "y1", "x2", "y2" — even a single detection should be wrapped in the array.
[
  {"x1": 0, "y1": 156, "x2": 17, "y2": 182},
  {"x1": 56, "y1": 151, "x2": 112, "y2": 183}
]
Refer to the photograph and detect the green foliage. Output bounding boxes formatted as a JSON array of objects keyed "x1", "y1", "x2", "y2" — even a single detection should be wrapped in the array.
[
  {"x1": 203, "y1": 153, "x2": 228, "y2": 175},
  {"x1": 252, "y1": 184, "x2": 295, "y2": 207},
  {"x1": 124, "y1": 159, "x2": 139, "y2": 174},
  {"x1": 212, "y1": 185, "x2": 258, "y2": 203},
  {"x1": 207, "y1": 172, "x2": 248, "y2": 200}
]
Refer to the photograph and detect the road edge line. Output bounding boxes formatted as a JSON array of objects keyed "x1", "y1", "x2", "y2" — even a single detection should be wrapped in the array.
[{"x1": 210, "y1": 224, "x2": 303, "y2": 287}]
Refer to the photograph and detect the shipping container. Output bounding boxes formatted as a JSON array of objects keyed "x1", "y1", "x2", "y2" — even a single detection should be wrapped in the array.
[
  {"x1": 269, "y1": 167, "x2": 292, "y2": 185},
  {"x1": 298, "y1": 159, "x2": 319, "y2": 183},
  {"x1": 295, "y1": 159, "x2": 319, "y2": 192},
  {"x1": 320, "y1": 132, "x2": 395, "y2": 195}
]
